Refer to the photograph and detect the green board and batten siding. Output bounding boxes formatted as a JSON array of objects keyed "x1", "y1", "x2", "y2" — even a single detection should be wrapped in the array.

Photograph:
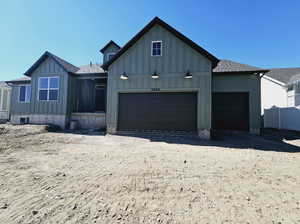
[
  {"x1": 10, "y1": 57, "x2": 69, "y2": 115},
  {"x1": 106, "y1": 24, "x2": 212, "y2": 134}
]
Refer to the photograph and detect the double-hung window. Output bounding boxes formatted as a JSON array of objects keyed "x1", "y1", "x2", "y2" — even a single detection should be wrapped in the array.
[
  {"x1": 151, "y1": 41, "x2": 162, "y2": 56},
  {"x1": 38, "y1": 77, "x2": 59, "y2": 101},
  {"x1": 19, "y1": 85, "x2": 31, "y2": 103}
]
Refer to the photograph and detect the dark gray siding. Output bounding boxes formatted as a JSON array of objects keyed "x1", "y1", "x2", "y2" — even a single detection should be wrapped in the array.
[
  {"x1": 106, "y1": 24, "x2": 212, "y2": 133},
  {"x1": 212, "y1": 74, "x2": 261, "y2": 132},
  {"x1": 103, "y1": 45, "x2": 120, "y2": 64},
  {"x1": 10, "y1": 57, "x2": 69, "y2": 115}
]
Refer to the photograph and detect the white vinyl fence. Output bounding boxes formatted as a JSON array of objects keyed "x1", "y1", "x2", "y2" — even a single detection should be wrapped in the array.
[{"x1": 264, "y1": 106, "x2": 300, "y2": 131}]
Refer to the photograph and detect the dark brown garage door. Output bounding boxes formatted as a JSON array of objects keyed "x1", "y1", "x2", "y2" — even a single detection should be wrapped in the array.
[
  {"x1": 212, "y1": 92, "x2": 249, "y2": 131},
  {"x1": 118, "y1": 92, "x2": 197, "y2": 132}
]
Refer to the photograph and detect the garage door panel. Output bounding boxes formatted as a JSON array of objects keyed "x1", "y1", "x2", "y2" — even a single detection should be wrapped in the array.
[
  {"x1": 212, "y1": 92, "x2": 249, "y2": 131},
  {"x1": 118, "y1": 92, "x2": 197, "y2": 131}
]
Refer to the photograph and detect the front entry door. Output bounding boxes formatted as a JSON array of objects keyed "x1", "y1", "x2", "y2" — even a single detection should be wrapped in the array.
[{"x1": 95, "y1": 86, "x2": 106, "y2": 112}]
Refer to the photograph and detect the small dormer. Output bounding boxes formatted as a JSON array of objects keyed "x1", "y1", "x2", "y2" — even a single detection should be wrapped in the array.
[{"x1": 100, "y1": 40, "x2": 121, "y2": 64}]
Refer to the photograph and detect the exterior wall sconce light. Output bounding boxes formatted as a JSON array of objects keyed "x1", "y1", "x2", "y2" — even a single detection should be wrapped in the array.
[
  {"x1": 120, "y1": 72, "x2": 128, "y2": 80},
  {"x1": 151, "y1": 71, "x2": 159, "y2": 79},
  {"x1": 184, "y1": 71, "x2": 192, "y2": 79}
]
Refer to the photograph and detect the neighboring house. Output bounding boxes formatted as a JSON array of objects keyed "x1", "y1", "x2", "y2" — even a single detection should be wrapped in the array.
[
  {"x1": 261, "y1": 68, "x2": 300, "y2": 113},
  {"x1": 287, "y1": 73, "x2": 300, "y2": 106},
  {"x1": 6, "y1": 17, "x2": 268, "y2": 139},
  {"x1": 262, "y1": 68, "x2": 300, "y2": 131},
  {"x1": 0, "y1": 81, "x2": 11, "y2": 121}
]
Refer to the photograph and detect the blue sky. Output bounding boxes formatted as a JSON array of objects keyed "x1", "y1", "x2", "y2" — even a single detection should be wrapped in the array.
[{"x1": 1, "y1": 0, "x2": 300, "y2": 80}]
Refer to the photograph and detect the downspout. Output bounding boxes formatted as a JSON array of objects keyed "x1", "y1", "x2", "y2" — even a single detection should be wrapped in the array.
[
  {"x1": 278, "y1": 107, "x2": 281, "y2": 130},
  {"x1": 257, "y1": 71, "x2": 268, "y2": 131}
]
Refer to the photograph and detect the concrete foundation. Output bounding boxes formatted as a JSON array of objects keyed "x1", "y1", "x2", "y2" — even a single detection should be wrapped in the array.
[
  {"x1": 198, "y1": 129, "x2": 210, "y2": 140},
  {"x1": 71, "y1": 113, "x2": 106, "y2": 130},
  {"x1": 0, "y1": 111, "x2": 9, "y2": 120},
  {"x1": 107, "y1": 126, "x2": 117, "y2": 134},
  {"x1": 10, "y1": 114, "x2": 67, "y2": 129},
  {"x1": 250, "y1": 128, "x2": 260, "y2": 135}
]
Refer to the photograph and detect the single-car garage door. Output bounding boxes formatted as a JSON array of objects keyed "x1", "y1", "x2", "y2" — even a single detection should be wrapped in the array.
[
  {"x1": 212, "y1": 92, "x2": 249, "y2": 131},
  {"x1": 118, "y1": 92, "x2": 197, "y2": 132}
]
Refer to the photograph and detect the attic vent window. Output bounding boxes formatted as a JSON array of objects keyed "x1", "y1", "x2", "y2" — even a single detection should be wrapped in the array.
[
  {"x1": 151, "y1": 41, "x2": 162, "y2": 56},
  {"x1": 107, "y1": 53, "x2": 115, "y2": 61}
]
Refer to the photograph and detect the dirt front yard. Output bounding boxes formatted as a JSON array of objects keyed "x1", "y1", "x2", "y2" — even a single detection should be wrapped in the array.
[{"x1": 0, "y1": 125, "x2": 299, "y2": 224}]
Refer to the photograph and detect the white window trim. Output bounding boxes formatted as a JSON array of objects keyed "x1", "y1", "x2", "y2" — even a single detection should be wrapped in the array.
[
  {"x1": 19, "y1": 85, "x2": 31, "y2": 103},
  {"x1": 38, "y1": 77, "x2": 59, "y2": 101},
  {"x1": 151, "y1": 40, "x2": 162, "y2": 57},
  {"x1": 107, "y1": 52, "x2": 115, "y2": 61}
]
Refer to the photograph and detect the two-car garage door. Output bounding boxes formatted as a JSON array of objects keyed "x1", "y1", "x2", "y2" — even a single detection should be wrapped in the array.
[
  {"x1": 118, "y1": 92, "x2": 197, "y2": 132},
  {"x1": 117, "y1": 92, "x2": 250, "y2": 132}
]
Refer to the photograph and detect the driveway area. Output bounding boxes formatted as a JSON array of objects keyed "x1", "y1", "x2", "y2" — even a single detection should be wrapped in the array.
[{"x1": 0, "y1": 125, "x2": 299, "y2": 223}]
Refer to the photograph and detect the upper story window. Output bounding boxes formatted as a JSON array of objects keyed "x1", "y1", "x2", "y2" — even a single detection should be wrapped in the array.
[
  {"x1": 107, "y1": 53, "x2": 115, "y2": 61},
  {"x1": 19, "y1": 85, "x2": 31, "y2": 103},
  {"x1": 151, "y1": 41, "x2": 162, "y2": 56},
  {"x1": 38, "y1": 77, "x2": 59, "y2": 101}
]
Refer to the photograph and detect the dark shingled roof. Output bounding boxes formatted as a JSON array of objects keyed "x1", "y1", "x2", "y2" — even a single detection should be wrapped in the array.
[
  {"x1": 264, "y1": 68, "x2": 300, "y2": 84},
  {"x1": 24, "y1": 51, "x2": 79, "y2": 76},
  {"x1": 76, "y1": 64, "x2": 105, "y2": 74},
  {"x1": 288, "y1": 73, "x2": 300, "y2": 84},
  {"x1": 213, "y1": 60, "x2": 268, "y2": 73}
]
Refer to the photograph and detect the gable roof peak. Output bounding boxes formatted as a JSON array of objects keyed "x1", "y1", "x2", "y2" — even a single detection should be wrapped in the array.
[
  {"x1": 102, "y1": 17, "x2": 219, "y2": 70},
  {"x1": 24, "y1": 51, "x2": 79, "y2": 76},
  {"x1": 100, "y1": 40, "x2": 121, "y2": 53}
]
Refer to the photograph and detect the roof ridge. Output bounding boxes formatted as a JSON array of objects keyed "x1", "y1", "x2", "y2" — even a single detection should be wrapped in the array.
[
  {"x1": 79, "y1": 63, "x2": 102, "y2": 67},
  {"x1": 76, "y1": 63, "x2": 105, "y2": 74}
]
